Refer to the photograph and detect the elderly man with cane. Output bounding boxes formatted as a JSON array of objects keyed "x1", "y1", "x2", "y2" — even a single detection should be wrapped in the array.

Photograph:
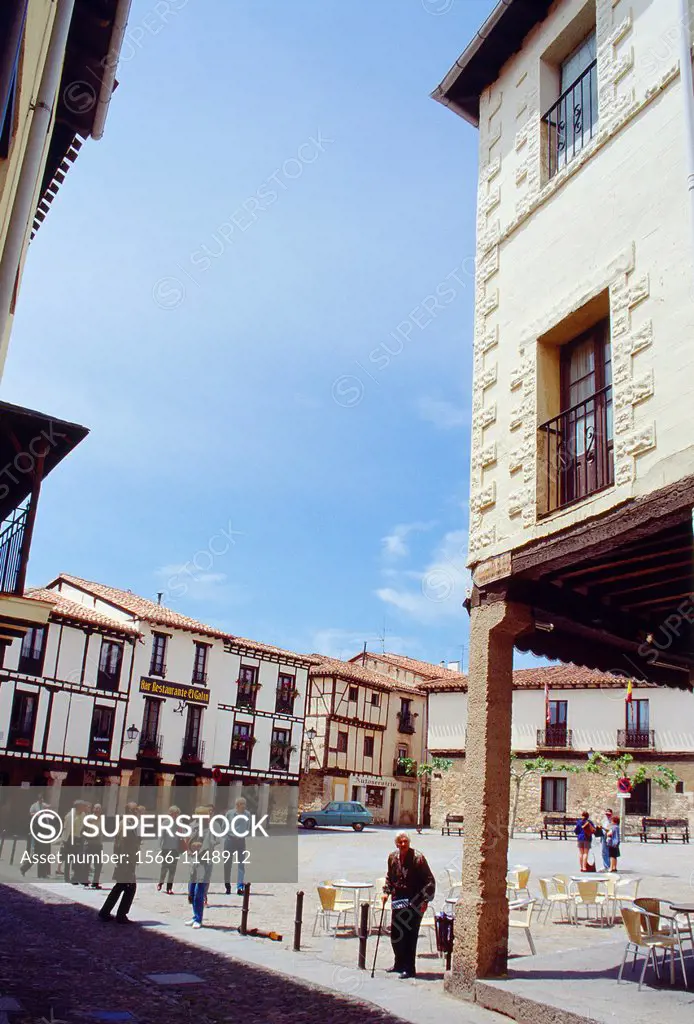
[{"x1": 380, "y1": 832, "x2": 435, "y2": 979}]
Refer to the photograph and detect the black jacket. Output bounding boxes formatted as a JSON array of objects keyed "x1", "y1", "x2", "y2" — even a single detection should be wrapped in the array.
[{"x1": 384, "y1": 848, "x2": 435, "y2": 904}]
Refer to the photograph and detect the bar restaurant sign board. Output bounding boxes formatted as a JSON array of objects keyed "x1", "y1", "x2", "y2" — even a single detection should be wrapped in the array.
[{"x1": 140, "y1": 677, "x2": 210, "y2": 706}]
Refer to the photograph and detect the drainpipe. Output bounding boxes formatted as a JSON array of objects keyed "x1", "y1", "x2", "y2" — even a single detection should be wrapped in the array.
[
  {"x1": 90, "y1": 0, "x2": 132, "y2": 140},
  {"x1": 0, "y1": 0, "x2": 76, "y2": 340},
  {"x1": 680, "y1": 0, "x2": 694, "y2": 257}
]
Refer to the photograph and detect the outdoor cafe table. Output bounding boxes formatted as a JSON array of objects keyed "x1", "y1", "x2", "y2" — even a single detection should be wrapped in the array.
[
  {"x1": 668, "y1": 902, "x2": 694, "y2": 952},
  {"x1": 332, "y1": 880, "x2": 373, "y2": 930}
]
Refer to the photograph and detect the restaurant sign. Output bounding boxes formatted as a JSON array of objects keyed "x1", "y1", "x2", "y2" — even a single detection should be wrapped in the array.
[{"x1": 140, "y1": 677, "x2": 210, "y2": 706}]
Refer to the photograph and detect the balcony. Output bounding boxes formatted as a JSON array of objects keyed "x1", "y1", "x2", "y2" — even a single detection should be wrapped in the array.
[
  {"x1": 138, "y1": 733, "x2": 163, "y2": 759},
  {"x1": 394, "y1": 758, "x2": 415, "y2": 777},
  {"x1": 618, "y1": 729, "x2": 655, "y2": 750},
  {"x1": 229, "y1": 736, "x2": 254, "y2": 767},
  {"x1": 269, "y1": 742, "x2": 293, "y2": 771},
  {"x1": 191, "y1": 669, "x2": 208, "y2": 686},
  {"x1": 236, "y1": 684, "x2": 259, "y2": 710},
  {"x1": 275, "y1": 688, "x2": 298, "y2": 715},
  {"x1": 537, "y1": 727, "x2": 572, "y2": 749},
  {"x1": 538, "y1": 386, "x2": 614, "y2": 516},
  {"x1": 181, "y1": 738, "x2": 205, "y2": 765},
  {"x1": 89, "y1": 736, "x2": 112, "y2": 760},
  {"x1": 542, "y1": 59, "x2": 598, "y2": 180},
  {"x1": 7, "y1": 730, "x2": 34, "y2": 752},
  {"x1": 397, "y1": 712, "x2": 416, "y2": 735},
  {"x1": 0, "y1": 403, "x2": 87, "y2": 636}
]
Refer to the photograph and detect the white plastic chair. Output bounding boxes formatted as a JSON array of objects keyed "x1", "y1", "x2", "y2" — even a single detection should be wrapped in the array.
[
  {"x1": 509, "y1": 899, "x2": 536, "y2": 955},
  {"x1": 418, "y1": 905, "x2": 438, "y2": 953}
]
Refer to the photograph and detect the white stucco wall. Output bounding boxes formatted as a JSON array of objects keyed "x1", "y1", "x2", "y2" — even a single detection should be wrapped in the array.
[
  {"x1": 467, "y1": 0, "x2": 694, "y2": 563},
  {"x1": 427, "y1": 684, "x2": 694, "y2": 753}
]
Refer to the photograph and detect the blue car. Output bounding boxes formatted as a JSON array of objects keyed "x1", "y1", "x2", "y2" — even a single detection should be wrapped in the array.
[{"x1": 299, "y1": 801, "x2": 373, "y2": 831}]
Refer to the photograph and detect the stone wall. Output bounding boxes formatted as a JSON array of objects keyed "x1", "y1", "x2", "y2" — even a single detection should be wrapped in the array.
[
  {"x1": 430, "y1": 755, "x2": 694, "y2": 834},
  {"x1": 298, "y1": 770, "x2": 328, "y2": 811}
]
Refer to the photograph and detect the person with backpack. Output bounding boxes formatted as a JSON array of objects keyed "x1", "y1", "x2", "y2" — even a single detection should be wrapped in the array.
[{"x1": 574, "y1": 810, "x2": 595, "y2": 871}]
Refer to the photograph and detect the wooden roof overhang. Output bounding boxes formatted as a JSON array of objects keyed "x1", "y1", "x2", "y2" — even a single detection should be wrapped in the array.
[
  {"x1": 0, "y1": 401, "x2": 89, "y2": 520},
  {"x1": 470, "y1": 476, "x2": 694, "y2": 689},
  {"x1": 32, "y1": 0, "x2": 123, "y2": 238}
]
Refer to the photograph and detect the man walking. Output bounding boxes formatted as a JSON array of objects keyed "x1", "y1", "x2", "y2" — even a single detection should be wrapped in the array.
[
  {"x1": 382, "y1": 832, "x2": 435, "y2": 979},
  {"x1": 98, "y1": 803, "x2": 141, "y2": 923},
  {"x1": 224, "y1": 796, "x2": 249, "y2": 895}
]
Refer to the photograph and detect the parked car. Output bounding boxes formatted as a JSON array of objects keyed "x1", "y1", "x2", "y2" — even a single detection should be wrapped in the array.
[{"x1": 299, "y1": 801, "x2": 373, "y2": 831}]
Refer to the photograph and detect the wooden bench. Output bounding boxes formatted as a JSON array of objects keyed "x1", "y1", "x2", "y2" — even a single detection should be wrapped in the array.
[
  {"x1": 539, "y1": 816, "x2": 576, "y2": 840},
  {"x1": 639, "y1": 817, "x2": 690, "y2": 843},
  {"x1": 441, "y1": 814, "x2": 464, "y2": 836}
]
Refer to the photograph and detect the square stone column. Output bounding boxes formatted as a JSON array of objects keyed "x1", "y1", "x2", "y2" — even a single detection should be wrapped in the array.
[{"x1": 446, "y1": 593, "x2": 531, "y2": 998}]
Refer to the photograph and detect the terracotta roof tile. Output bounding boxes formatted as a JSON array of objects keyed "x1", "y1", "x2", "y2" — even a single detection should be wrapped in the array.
[
  {"x1": 26, "y1": 588, "x2": 141, "y2": 637},
  {"x1": 50, "y1": 575, "x2": 313, "y2": 664},
  {"x1": 350, "y1": 651, "x2": 458, "y2": 681},
  {"x1": 421, "y1": 663, "x2": 649, "y2": 692},
  {"x1": 309, "y1": 655, "x2": 426, "y2": 693}
]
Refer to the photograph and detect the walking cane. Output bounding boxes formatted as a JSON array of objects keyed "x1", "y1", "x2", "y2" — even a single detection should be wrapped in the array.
[{"x1": 371, "y1": 896, "x2": 387, "y2": 977}]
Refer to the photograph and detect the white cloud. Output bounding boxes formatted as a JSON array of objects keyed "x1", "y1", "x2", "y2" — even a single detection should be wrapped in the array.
[
  {"x1": 154, "y1": 565, "x2": 246, "y2": 606},
  {"x1": 376, "y1": 529, "x2": 471, "y2": 625},
  {"x1": 381, "y1": 521, "x2": 436, "y2": 560},
  {"x1": 310, "y1": 628, "x2": 412, "y2": 661},
  {"x1": 417, "y1": 396, "x2": 467, "y2": 430}
]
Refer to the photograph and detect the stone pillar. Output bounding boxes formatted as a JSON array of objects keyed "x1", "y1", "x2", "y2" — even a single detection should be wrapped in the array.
[
  {"x1": 446, "y1": 594, "x2": 531, "y2": 999},
  {"x1": 45, "y1": 771, "x2": 67, "y2": 809}
]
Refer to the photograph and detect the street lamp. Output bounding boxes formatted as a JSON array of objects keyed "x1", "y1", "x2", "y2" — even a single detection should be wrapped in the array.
[
  {"x1": 126, "y1": 724, "x2": 140, "y2": 743},
  {"x1": 304, "y1": 727, "x2": 317, "y2": 773}
]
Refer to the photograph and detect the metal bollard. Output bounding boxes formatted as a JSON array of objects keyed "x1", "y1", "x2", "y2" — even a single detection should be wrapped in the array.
[
  {"x1": 240, "y1": 882, "x2": 251, "y2": 935},
  {"x1": 358, "y1": 901, "x2": 370, "y2": 970},
  {"x1": 294, "y1": 890, "x2": 304, "y2": 951}
]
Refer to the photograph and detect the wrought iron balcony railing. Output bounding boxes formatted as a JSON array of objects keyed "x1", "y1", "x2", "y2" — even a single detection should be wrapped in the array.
[
  {"x1": 617, "y1": 729, "x2": 655, "y2": 750},
  {"x1": 538, "y1": 385, "x2": 613, "y2": 516},
  {"x1": 0, "y1": 505, "x2": 29, "y2": 595},
  {"x1": 181, "y1": 738, "x2": 205, "y2": 764},
  {"x1": 138, "y1": 732, "x2": 163, "y2": 758},
  {"x1": 229, "y1": 736, "x2": 254, "y2": 765},
  {"x1": 397, "y1": 712, "x2": 416, "y2": 735},
  {"x1": 542, "y1": 60, "x2": 598, "y2": 179},
  {"x1": 537, "y1": 727, "x2": 572, "y2": 748},
  {"x1": 236, "y1": 687, "x2": 257, "y2": 710}
]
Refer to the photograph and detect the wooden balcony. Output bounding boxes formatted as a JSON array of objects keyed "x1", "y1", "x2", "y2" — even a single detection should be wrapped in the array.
[{"x1": 397, "y1": 712, "x2": 416, "y2": 735}]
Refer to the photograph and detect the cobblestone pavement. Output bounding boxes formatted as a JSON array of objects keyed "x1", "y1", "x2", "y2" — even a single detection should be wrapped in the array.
[{"x1": 0, "y1": 884, "x2": 414, "y2": 1024}]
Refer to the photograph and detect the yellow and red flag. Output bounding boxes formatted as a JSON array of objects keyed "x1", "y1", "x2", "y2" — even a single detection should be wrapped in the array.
[{"x1": 626, "y1": 679, "x2": 633, "y2": 703}]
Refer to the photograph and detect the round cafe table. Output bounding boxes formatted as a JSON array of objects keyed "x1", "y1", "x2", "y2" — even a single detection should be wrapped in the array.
[
  {"x1": 668, "y1": 902, "x2": 694, "y2": 955},
  {"x1": 332, "y1": 880, "x2": 373, "y2": 930}
]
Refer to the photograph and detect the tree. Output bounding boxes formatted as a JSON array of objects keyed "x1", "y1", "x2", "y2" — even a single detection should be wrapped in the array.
[
  {"x1": 397, "y1": 756, "x2": 453, "y2": 831},
  {"x1": 510, "y1": 756, "x2": 582, "y2": 838},
  {"x1": 584, "y1": 751, "x2": 678, "y2": 835}
]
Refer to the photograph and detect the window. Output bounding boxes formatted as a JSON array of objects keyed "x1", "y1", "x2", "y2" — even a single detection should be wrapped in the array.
[
  {"x1": 18, "y1": 627, "x2": 46, "y2": 676},
  {"x1": 89, "y1": 705, "x2": 114, "y2": 760},
  {"x1": 139, "y1": 698, "x2": 161, "y2": 756},
  {"x1": 0, "y1": 2, "x2": 27, "y2": 161},
  {"x1": 182, "y1": 705, "x2": 203, "y2": 761},
  {"x1": 270, "y1": 727, "x2": 291, "y2": 770},
  {"x1": 192, "y1": 643, "x2": 209, "y2": 685},
  {"x1": 149, "y1": 633, "x2": 168, "y2": 677},
  {"x1": 676, "y1": 781, "x2": 685, "y2": 794},
  {"x1": 628, "y1": 779, "x2": 651, "y2": 816},
  {"x1": 398, "y1": 698, "x2": 415, "y2": 734},
  {"x1": 365, "y1": 786, "x2": 384, "y2": 808},
  {"x1": 543, "y1": 30, "x2": 598, "y2": 178},
  {"x1": 545, "y1": 700, "x2": 568, "y2": 745},
  {"x1": 348, "y1": 686, "x2": 358, "y2": 702},
  {"x1": 541, "y1": 777, "x2": 567, "y2": 813},
  {"x1": 336, "y1": 731, "x2": 348, "y2": 753},
  {"x1": 275, "y1": 673, "x2": 297, "y2": 714},
  {"x1": 371, "y1": 692, "x2": 380, "y2": 707},
  {"x1": 622, "y1": 699, "x2": 651, "y2": 748},
  {"x1": 539, "y1": 318, "x2": 613, "y2": 514},
  {"x1": 97, "y1": 640, "x2": 123, "y2": 690},
  {"x1": 230, "y1": 721, "x2": 253, "y2": 766},
  {"x1": 364, "y1": 735, "x2": 374, "y2": 757},
  {"x1": 237, "y1": 665, "x2": 259, "y2": 709},
  {"x1": 8, "y1": 690, "x2": 37, "y2": 749}
]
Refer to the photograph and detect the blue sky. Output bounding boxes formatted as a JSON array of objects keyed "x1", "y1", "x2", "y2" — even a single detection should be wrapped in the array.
[{"x1": 3, "y1": 0, "x2": 508, "y2": 668}]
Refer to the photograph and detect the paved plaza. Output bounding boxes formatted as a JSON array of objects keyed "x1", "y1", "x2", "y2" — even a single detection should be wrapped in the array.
[{"x1": 1, "y1": 828, "x2": 694, "y2": 1023}]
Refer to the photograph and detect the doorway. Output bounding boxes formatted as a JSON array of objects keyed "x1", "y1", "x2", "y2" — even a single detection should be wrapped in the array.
[{"x1": 389, "y1": 789, "x2": 398, "y2": 825}]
